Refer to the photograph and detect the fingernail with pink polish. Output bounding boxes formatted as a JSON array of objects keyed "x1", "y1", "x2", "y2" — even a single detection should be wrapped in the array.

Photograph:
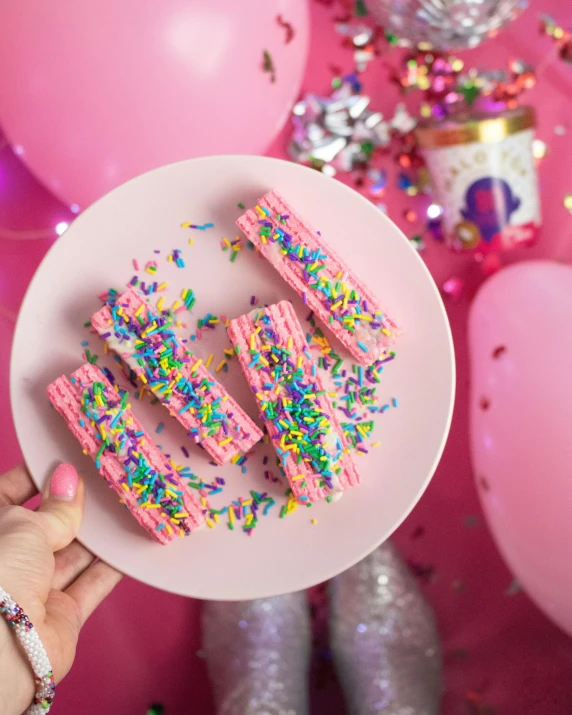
[{"x1": 50, "y1": 463, "x2": 79, "y2": 500}]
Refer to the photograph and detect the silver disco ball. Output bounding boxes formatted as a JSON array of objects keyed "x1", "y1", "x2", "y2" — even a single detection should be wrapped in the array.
[{"x1": 369, "y1": 0, "x2": 528, "y2": 51}]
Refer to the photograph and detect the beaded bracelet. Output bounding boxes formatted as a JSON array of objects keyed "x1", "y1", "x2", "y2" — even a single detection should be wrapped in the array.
[{"x1": 0, "y1": 587, "x2": 55, "y2": 714}]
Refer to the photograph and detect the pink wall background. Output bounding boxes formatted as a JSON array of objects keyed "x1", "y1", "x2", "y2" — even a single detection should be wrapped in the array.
[{"x1": 2, "y1": 1, "x2": 572, "y2": 712}]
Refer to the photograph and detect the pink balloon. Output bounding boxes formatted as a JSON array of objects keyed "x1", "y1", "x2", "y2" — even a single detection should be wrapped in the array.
[
  {"x1": 0, "y1": 0, "x2": 309, "y2": 209},
  {"x1": 469, "y1": 261, "x2": 572, "y2": 636},
  {"x1": 0, "y1": 312, "x2": 22, "y2": 473}
]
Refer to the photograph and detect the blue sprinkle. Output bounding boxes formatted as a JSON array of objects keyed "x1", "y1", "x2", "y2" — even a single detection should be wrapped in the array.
[
  {"x1": 157, "y1": 422, "x2": 164, "y2": 434},
  {"x1": 357, "y1": 341, "x2": 369, "y2": 353},
  {"x1": 392, "y1": 397, "x2": 398, "y2": 408}
]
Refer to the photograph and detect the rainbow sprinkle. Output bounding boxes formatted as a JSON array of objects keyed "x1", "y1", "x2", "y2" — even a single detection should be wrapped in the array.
[{"x1": 77, "y1": 377, "x2": 195, "y2": 536}]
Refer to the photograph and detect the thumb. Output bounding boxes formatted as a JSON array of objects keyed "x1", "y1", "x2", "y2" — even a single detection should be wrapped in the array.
[{"x1": 35, "y1": 463, "x2": 85, "y2": 551}]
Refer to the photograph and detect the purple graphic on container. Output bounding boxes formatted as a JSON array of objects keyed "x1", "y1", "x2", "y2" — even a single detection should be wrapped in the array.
[{"x1": 461, "y1": 177, "x2": 521, "y2": 243}]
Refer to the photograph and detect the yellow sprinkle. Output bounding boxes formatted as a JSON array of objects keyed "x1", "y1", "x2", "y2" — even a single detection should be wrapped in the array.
[
  {"x1": 188, "y1": 238, "x2": 194, "y2": 245},
  {"x1": 287, "y1": 336, "x2": 293, "y2": 350},
  {"x1": 205, "y1": 353, "x2": 214, "y2": 369},
  {"x1": 135, "y1": 304, "x2": 144, "y2": 317},
  {"x1": 158, "y1": 282, "x2": 168, "y2": 291},
  {"x1": 165, "y1": 524, "x2": 173, "y2": 535},
  {"x1": 171, "y1": 300, "x2": 181, "y2": 311},
  {"x1": 192, "y1": 359, "x2": 202, "y2": 374},
  {"x1": 381, "y1": 328, "x2": 391, "y2": 336},
  {"x1": 167, "y1": 255, "x2": 173, "y2": 262},
  {"x1": 242, "y1": 500, "x2": 253, "y2": 506},
  {"x1": 255, "y1": 205, "x2": 266, "y2": 218},
  {"x1": 215, "y1": 360, "x2": 226, "y2": 372},
  {"x1": 311, "y1": 519, "x2": 318, "y2": 525},
  {"x1": 219, "y1": 437, "x2": 233, "y2": 446},
  {"x1": 222, "y1": 237, "x2": 231, "y2": 247},
  {"x1": 156, "y1": 296, "x2": 165, "y2": 311},
  {"x1": 297, "y1": 356, "x2": 303, "y2": 369},
  {"x1": 175, "y1": 512, "x2": 189, "y2": 519},
  {"x1": 372, "y1": 441, "x2": 381, "y2": 447},
  {"x1": 139, "y1": 374, "x2": 147, "y2": 384},
  {"x1": 121, "y1": 483, "x2": 129, "y2": 492},
  {"x1": 292, "y1": 475, "x2": 305, "y2": 481},
  {"x1": 331, "y1": 300, "x2": 342, "y2": 311}
]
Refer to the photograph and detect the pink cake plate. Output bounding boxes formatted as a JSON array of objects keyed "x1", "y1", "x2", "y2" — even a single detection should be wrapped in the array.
[{"x1": 10, "y1": 155, "x2": 454, "y2": 600}]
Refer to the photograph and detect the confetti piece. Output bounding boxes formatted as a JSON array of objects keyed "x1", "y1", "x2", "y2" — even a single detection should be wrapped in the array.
[
  {"x1": 262, "y1": 50, "x2": 276, "y2": 83},
  {"x1": 276, "y1": 14, "x2": 295, "y2": 43},
  {"x1": 442, "y1": 277, "x2": 463, "y2": 302}
]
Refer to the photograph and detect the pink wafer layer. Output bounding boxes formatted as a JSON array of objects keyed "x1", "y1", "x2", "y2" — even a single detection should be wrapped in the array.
[
  {"x1": 47, "y1": 363, "x2": 205, "y2": 544},
  {"x1": 91, "y1": 288, "x2": 262, "y2": 465},
  {"x1": 237, "y1": 190, "x2": 400, "y2": 366},
  {"x1": 227, "y1": 300, "x2": 360, "y2": 503}
]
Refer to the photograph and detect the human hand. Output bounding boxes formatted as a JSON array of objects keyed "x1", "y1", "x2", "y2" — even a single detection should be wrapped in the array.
[{"x1": 0, "y1": 463, "x2": 122, "y2": 714}]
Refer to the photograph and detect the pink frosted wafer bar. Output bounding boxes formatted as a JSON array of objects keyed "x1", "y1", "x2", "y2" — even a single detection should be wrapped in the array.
[
  {"x1": 227, "y1": 300, "x2": 360, "y2": 504},
  {"x1": 237, "y1": 190, "x2": 400, "y2": 366},
  {"x1": 91, "y1": 288, "x2": 262, "y2": 465},
  {"x1": 47, "y1": 363, "x2": 205, "y2": 545}
]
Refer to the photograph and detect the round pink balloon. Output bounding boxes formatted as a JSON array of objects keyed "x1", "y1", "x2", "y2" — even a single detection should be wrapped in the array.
[
  {"x1": 0, "y1": 312, "x2": 22, "y2": 473},
  {"x1": 0, "y1": 0, "x2": 309, "y2": 209},
  {"x1": 469, "y1": 260, "x2": 572, "y2": 636}
]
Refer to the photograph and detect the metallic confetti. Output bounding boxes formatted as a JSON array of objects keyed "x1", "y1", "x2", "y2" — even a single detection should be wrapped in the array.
[
  {"x1": 262, "y1": 50, "x2": 276, "y2": 83},
  {"x1": 276, "y1": 14, "x2": 295, "y2": 44},
  {"x1": 540, "y1": 14, "x2": 572, "y2": 65},
  {"x1": 442, "y1": 276, "x2": 464, "y2": 302}
]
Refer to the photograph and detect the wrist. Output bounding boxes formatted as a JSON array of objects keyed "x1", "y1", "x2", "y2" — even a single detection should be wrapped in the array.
[{"x1": 0, "y1": 614, "x2": 35, "y2": 715}]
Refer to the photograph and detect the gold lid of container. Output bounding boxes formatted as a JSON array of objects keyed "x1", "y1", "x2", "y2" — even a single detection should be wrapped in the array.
[{"x1": 415, "y1": 106, "x2": 536, "y2": 149}]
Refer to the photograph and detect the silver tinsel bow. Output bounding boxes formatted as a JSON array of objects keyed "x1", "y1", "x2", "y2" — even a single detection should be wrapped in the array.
[{"x1": 289, "y1": 77, "x2": 416, "y2": 176}]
